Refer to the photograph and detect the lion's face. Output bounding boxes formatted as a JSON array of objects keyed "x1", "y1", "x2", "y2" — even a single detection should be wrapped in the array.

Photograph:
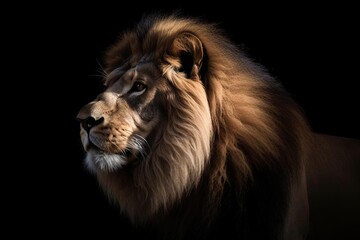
[{"x1": 77, "y1": 61, "x2": 164, "y2": 172}]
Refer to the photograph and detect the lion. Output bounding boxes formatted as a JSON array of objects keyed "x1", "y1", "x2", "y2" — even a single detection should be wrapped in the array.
[{"x1": 77, "y1": 14, "x2": 360, "y2": 239}]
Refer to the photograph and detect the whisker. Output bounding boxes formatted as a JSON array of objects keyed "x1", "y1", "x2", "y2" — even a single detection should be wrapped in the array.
[
  {"x1": 96, "y1": 58, "x2": 107, "y2": 76},
  {"x1": 130, "y1": 134, "x2": 150, "y2": 161},
  {"x1": 88, "y1": 73, "x2": 107, "y2": 78}
]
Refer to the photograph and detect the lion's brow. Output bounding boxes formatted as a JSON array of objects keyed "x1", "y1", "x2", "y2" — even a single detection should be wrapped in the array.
[{"x1": 106, "y1": 66, "x2": 128, "y2": 85}]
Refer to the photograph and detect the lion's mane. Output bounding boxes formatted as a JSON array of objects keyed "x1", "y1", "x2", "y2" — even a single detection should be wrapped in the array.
[{"x1": 93, "y1": 14, "x2": 311, "y2": 239}]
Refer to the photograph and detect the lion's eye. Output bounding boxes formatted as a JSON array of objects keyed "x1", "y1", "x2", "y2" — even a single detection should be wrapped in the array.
[
  {"x1": 134, "y1": 82, "x2": 145, "y2": 91},
  {"x1": 129, "y1": 82, "x2": 146, "y2": 95}
]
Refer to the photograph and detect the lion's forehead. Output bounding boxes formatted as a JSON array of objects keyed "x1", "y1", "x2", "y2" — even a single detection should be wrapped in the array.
[{"x1": 106, "y1": 59, "x2": 161, "y2": 93}]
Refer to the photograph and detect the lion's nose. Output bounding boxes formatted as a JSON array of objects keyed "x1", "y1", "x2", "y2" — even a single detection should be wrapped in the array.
[{"x1": 77, "y1": 116, "x2": 104, "y2": 132}]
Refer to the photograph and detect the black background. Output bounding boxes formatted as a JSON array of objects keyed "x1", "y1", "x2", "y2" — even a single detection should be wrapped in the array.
[{"x1": 10, "y1": 3, "x2": 359, "y2": 238}]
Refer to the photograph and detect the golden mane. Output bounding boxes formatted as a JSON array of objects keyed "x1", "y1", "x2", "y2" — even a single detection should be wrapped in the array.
[{"x1": 81, "y1": 14, "x2": 312, "y2": 239}]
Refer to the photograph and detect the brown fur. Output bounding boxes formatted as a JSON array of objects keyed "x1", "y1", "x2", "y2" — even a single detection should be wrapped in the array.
[{"x1": 77, "y1": 14, "x2": 359, "y2": 239}]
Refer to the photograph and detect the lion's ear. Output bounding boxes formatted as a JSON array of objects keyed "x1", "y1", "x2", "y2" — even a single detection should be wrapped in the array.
[{"x1": 168, "y1": 32, "x2": 204, "y2": 79}]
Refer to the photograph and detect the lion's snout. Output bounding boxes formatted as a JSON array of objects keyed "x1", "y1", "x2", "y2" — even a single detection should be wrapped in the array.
[
  {"x1": 77, "y1": 102, "x2": 105, "y2": 133},
  {"x1": 77, "y1": 92, "x2": 118, "y2": 129},
  {"x1": 77, "y1": 116, "x2": 104, "y2": 132}
]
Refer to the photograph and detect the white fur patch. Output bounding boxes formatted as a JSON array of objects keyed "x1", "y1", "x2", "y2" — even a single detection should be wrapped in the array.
[{"x1": 85, "y1": 149, "x2": 127, "y2": 173}]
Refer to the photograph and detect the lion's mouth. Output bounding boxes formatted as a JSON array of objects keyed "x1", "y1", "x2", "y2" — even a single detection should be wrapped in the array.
[
  {"x1": 86, "y1": 138, "x2": 103, "y2": 152},
  {"x1": 84, "y1": 140, "x2": 137, "y2": 172},
  {"x1": 82, "y1": 131, "x2": 148, "y2": 172},
  {"x1": 88, "y1": 139, "x2": 133, "y2": 159}
]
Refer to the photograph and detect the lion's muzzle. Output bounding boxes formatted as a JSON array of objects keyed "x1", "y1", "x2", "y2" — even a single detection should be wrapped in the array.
[{"x1": 77, "y1": 116, "x2": 104, "y2": 133}]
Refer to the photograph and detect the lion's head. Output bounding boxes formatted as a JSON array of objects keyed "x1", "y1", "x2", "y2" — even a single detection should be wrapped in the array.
[{"x1": 77, "y1": 14, "x2": 310, "y2": 238}]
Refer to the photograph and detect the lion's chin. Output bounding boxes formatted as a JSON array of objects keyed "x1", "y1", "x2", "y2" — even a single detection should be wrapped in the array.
[{"x1": 85, "y1": 149, "x2": 128, "y2": 173}]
